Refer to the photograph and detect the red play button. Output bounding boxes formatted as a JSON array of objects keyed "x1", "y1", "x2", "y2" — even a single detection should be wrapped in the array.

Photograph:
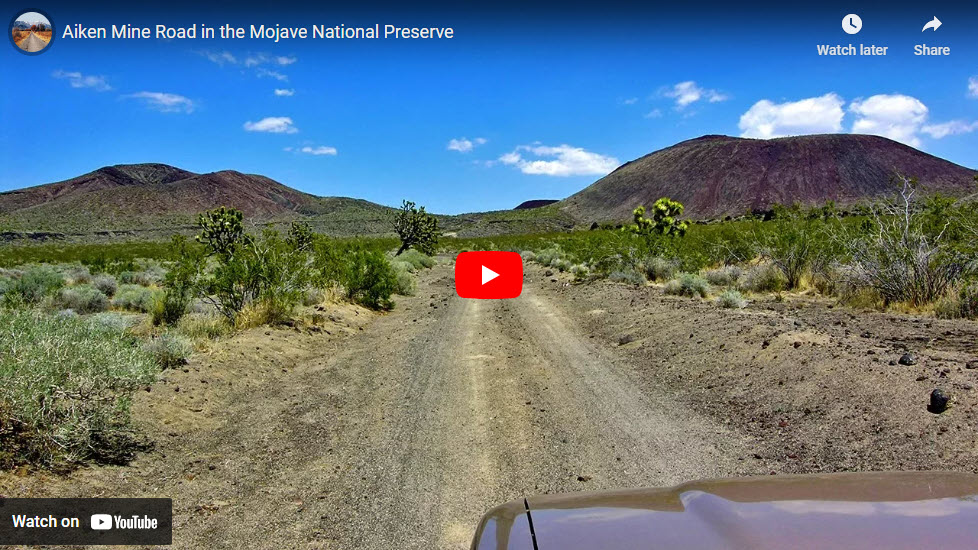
[{"x1": 455, "y1": 251, "x2": 523, "y2": 299}]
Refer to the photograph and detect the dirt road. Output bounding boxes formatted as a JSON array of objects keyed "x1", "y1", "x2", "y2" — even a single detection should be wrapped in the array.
[
  {"x1": 18, "y1": 32, "x2": 49, "y2": 52},
  {"x1": 7, "y1": 262, "x2": 974, "y2": 549},
  {"x1": 0, "y1": 265, "x2": 753, "y2": 549}
]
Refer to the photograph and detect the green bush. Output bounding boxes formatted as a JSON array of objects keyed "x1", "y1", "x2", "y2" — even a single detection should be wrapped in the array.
[
  {"x1": 303, "y1": 287, "x2": 325, "y2": 306},
  {"x1": 397, "y1": 249, "x2": 436, "y2": 271},
  {"x1": 570, "y1": 263, "x2": 590, "y2": 280},
  {"x1": 664, "y1": 273, "x2": 711, "y2": 298},
  {"x1": 91, "y1": 274, "x2": 118, "y2": 297},
  {"x1": 112, "y1": 284, "x2": 160, "y2": 312},
  {"x1": 152, "y1": 236, "x2": 205, "y2": 326},
  {"x1": 739, "y1": 263, "x2": 786, "y2": 293},
  {"x1": 936, "y1": 283, "x2": 978, "y2": 319},
  {"x1": 143, "y1": 333, "x2": 193, "y2": 369},
  {"x1": 716, "y1": 289, "x2": 748, "y2": 309},
  {"x1": 391, "y1": 261, "x2": 418, "y2": 296},
  {"x1": 343, "y1": 248, "x2": 398, "y2": 309},
  {"x1": 54, "y1": 284, "x2": 110, "y2": 314},
  {"x1": 4, "y1": 265, "x2": 65, "y2": 306},
  {"x1": 0, "y1": 311, "x2": 157, "y2": 469}
]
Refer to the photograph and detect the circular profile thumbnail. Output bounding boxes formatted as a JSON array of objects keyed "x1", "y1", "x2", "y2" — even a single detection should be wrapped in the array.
[{"x1": 11, "y1": 10, "x2": 53, "y2": 54}]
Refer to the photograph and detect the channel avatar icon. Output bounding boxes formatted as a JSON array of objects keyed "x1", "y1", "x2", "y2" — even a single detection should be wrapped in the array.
[
  {"x1": 10, "y1": 10, "x2": 53, "y2": 54},
  {"x1": 455, "y1": 251, "x2": 523, "y2": 299}
]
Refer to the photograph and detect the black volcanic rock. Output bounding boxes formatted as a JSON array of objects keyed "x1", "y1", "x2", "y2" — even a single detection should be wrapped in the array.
[
  {"x1": 558, "y1": 134, "x2": 978, "y2": 221},
  {"x1": 515, "y1": 199, "x2": 559, "y2": 210}
]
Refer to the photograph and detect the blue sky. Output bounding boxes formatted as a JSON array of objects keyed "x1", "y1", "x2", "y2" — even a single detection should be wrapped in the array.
[{"x1": 2, "y1": 2, "x2": 977, "y2": 214}]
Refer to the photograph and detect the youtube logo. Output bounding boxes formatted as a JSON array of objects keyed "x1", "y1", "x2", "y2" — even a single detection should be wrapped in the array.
[{"x1": 455, "y1": 251, "x2": 523, "y2": 299}]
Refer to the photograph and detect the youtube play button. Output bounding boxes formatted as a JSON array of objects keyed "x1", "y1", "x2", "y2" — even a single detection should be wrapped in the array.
[{"x1": 455, "y1": 251, "x2": 523, "y2": 299}]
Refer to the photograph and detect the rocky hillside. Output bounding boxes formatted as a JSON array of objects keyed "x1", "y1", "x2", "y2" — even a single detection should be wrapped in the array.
[{"x1": 558, "y1": 134, "x2": 978, "y2": 221}]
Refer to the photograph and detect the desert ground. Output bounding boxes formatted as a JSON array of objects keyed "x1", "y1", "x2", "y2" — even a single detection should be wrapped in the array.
[{"x1": 2, "y1": 260, "x2": 976, "y2": 549}]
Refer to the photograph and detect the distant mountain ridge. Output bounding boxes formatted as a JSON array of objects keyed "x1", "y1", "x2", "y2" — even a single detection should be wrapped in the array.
[
  {"x1": 0, "y1": 163, "x2": 391, "y2": 235},
  {"x1": 558, "y1": 134, "x2": 978, "y2": 222}
]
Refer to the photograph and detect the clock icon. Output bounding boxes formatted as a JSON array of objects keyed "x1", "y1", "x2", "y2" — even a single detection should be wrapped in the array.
[{"x1": 843, "y1": 14, "x2": 862, "y2": 34}]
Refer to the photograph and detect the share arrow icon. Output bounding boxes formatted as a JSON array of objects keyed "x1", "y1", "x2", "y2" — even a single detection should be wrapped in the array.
[{"x1": 922, "y1": 16, "x2": 942, "y2": 32}]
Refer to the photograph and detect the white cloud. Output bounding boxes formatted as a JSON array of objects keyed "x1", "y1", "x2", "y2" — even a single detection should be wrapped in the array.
[
  {"x1": 498, "y1": 144, "x2": 620, "y2": 177},
  {"x1": 299, "y1": 145, "x2": 337, "y2": 156},
  {"x1": 921, "y1": 120, "x2": 978, "y2": 139},
  {"x1": 245, "y1": 53, "x2": 297, "y2": 68},
  {"x1": 644, "y1": 108, "x2": 663, "y2": 119},
  {"x1": 447, "y1": 137, "x2": 487, "y2": 153},
  {"x1": 256, "y1": 68, "x2": 288, "y2": 81},
  {"x1": 620, "y1": 97, "x2": 638, "y2": 105},
  {"x1": 274, "y1": 88, "x2": 295, "y2": 97},
  {"x1": 198, "y1": 50, "x2": 236, "y2": 65},
  {"x1": 969, "y1": 76, "x2": 978, "y2": 98},
  {"x1": 849, "y1": 94, "x2": 929, "y2": 147},
  {"x1": 739, "y1": 93, "x2": 845, "y2": 138},
  {"x1": 663, "y1": 81, "x2": 727, "y2": 109},
  {"x1": 123, "y1": 91, "x2": 195, "y2": 113},
  {"x1": 243, "y1": 116, "x2": 298, "y2": 133},
  {"x1": 52, "y1": 70, "x2": 111, "y2": 91}
]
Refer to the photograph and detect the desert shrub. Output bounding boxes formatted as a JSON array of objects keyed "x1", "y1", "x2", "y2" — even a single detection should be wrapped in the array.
[
  {"x1": 739, "y1": 263, "x2": 786, "y2": 293},
  {"x1": 0, "y1": 277, "x2": 10, "y2": 298},
  {"x1": 838, "y1": 176, "x2": 973, "y2": 307},
  {"x1": 641, "y1": 256, "x2": 678, "y2": 282},
  {"x1": 313, "y1": 239, "x2": 397, "y2": 309},
  {"x1": 936, "y1": 283, "x2": 978, "y2": 320},
  {"x1": 520, "y1": 250, "x2": 536, "y2": 262},
  {"x1": 716, "y1": 289, "x2": 748, "y2": 309},
  {"x1": 176, "y1": 312, "x2": 232, "y2": 340},
  {"x1": 533, "y1": 246, "x2": 564, "y2": 267},
  {"x1": 64, "y1": 264, "x2": 92, "y2": 284},
  {"x1": 112, "y1": 284, "x2": 159, "y2": 312},
  {"x1": 91, "y1": 274, "x2": 118, "y2": 297},
  {"x1": 303, "y1": 287, "x2": 325, "y2": 306},
  {"x1": 343, "y1": 248, "x2": 398, "y2": 309},
  {"x1": 552, "y1": 258, "x2": 572, "y2": 272},
  {"x1": 197, "y1": 214, "x2": 313, "y2": 323},
  {"x1": 755, "y1": 205, "x2": 833, "y2": 290},
  {"x1": 702, "y1": 265, "x2": 743, "y2": 287},
  {"x1": 0, "y1": 311, "x2": 157, "y2": 469},
  {"x1": 54, "y1": 284, "x2": 109, "y2": 314},
  {"x1": 397, "y1": 249, "x2": 436, "y2": 271},
  {"x1": 89, "y1": 312, "x2": 140, "y2": 332},
  {"x1": 143, "y1": 333, "x2": 193, "y2": 369},
  {"x1": 393, "y1": 264, "x2": 418, "y2": 296},
  {"x1": 608, "y1": 268, "x2": 646, "y2": 286},
  {"x1": 570, "y1": 263, "x2": 590, "y2": 280},
  {"x1": 665, "y1": 273, "x2": 711, "y2": 298},
  {"x1": 152, "y1": 236, "x2": 205, "y2": 326},
  {"x1": 3, "y1": 265, "x2": 64, "y2": 306}
]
